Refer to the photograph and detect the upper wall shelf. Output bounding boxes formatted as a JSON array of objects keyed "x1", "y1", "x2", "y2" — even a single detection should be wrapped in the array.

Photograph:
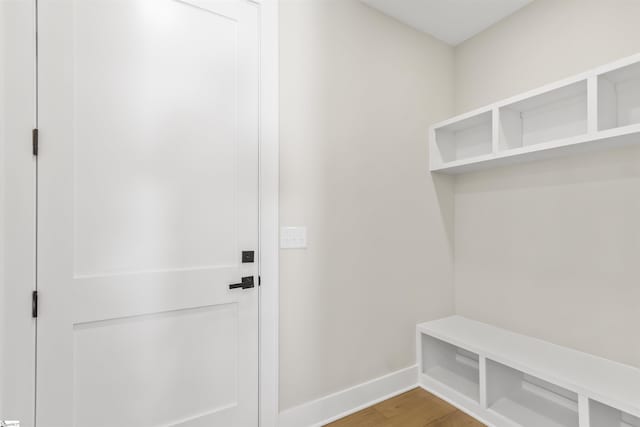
[{"x1": 430, "y1": 53, "x2": 640, "y2": 174}]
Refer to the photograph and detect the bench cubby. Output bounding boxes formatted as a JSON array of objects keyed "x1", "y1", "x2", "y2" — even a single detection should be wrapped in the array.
[
  {"x1": 589, "y1": 400, "x2": 640, "y2": 427},
  {"x1": 486, "y1": 360, "x2": 579, "y2": 427},
  {"x1": 421, "y1": 334, "x2": 480, "y2": 403},
  {"x1": 417, "y1": 316, "x2": 640, "y2": 427}
]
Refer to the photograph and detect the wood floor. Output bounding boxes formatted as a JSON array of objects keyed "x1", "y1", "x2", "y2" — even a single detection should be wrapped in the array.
[{"x1": 325, "y1": 388, "x2": 486, "y2": 427}]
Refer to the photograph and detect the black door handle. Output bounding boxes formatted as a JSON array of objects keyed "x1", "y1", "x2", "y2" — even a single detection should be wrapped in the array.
[{"x1": 229, "y1": 276, "x2": 254, "y2": 290}]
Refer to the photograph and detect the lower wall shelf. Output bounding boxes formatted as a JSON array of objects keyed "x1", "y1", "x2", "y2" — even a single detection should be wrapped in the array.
[
  {"x1": 422, "y1": 335, "x2": 480, "y2": 403},
  {"x1": 487, "y1": 361, "x2": 579, "y2": 427},
  {"x1": 590, "y1": 400, "x2": 640, "y2": 427},
  {"x1": 417, "y1": 316, "x2": 640, "y2": 427},
  {"x1": 490, "y1": 387, "x2": 577, "y2": 427}
]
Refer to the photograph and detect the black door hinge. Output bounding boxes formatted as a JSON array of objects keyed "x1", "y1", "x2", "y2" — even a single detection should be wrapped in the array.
[
  {"x1": 32, "y1": 128, "x2": 39, "y2": 156},
  {"x1": 258, "y1": 276, "x2": 261, "y2": 286},
  {"x1": 32, "y1": 290, "x2": 38, "y2": 318}
]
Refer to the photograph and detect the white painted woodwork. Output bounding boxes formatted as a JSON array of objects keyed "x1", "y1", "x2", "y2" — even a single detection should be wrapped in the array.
[
  {"x1": 578, "y1": 395, "x2": 590, "y2": 427},
  {"x1": 598, "y1": 61, "x2": 640, "y2": 131},
  {"x1": 420, "y1": 335, "x2": 480, "y2": 404},
  {"x1": 434, "y1": 111, "x2": 493, "y2": 163},
  {"x1": 279, "y1": 366, "x2": 419, "y2": 427},
  {"x1": 0, "y1": 1, "x2": 37, "y2": 426},
  {"x1": 37, "y1": 0, "x2": 260, "y2": 426},
  {"x1": 417, "y1": 316, "x2": 640, "y2": 427},
  {"x1": 257, "y1": 1, "x2": 280, "y2": 426},
  {"x1": 486, "y1": 361, "x2": 579, "y2": 427},
  {"x1": 499, "y1": 81, "x2": 588, "y2": 150},
  {"x1": 430, "y1": 53, "x2": 640, "y2": 173},
  {"x1": 360, "y1": 0, "x2": 532, "y2": 46},
  {"x1": 589, "y1": 400, "x2": 640, "y2": 427}
]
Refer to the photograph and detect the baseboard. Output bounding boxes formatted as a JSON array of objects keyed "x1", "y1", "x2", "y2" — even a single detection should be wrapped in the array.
[{"x1": 279, "y1": 365, "x2": 419, "y2": 427}]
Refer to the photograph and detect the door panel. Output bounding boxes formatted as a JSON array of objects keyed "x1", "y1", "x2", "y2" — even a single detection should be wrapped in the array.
[
  {"x1": 72, "y1": 0, "x2": 240, "y2": 277},
  {"x1": 37, "y1": 0, "x2": 259, "y2": 426},
  {"x1": 73, "y1": 304, "x2": 238, "y2": 427}
]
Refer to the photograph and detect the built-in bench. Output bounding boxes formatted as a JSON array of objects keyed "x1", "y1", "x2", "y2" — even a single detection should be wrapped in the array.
[{"x1": 417, "y1": 316, "x2": 640, "y2": 427}]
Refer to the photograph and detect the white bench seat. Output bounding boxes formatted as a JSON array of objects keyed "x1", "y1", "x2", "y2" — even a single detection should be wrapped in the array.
[{"x1": 417, "y1": 316, "x2": 640, "y2": 427}]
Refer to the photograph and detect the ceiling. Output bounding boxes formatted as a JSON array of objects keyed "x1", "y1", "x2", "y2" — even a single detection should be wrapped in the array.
[{"x1": 361, "y1": 0, "x2": 533, "y2": 46}]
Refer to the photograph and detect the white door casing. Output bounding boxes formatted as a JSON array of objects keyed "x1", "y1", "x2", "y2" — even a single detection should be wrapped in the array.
[
  {"x1": 0, "y1": 1, "x2": 37, "y2": 426},
  {"x1": 37, "y1": 0, "x2": 260, "y2": 426}
]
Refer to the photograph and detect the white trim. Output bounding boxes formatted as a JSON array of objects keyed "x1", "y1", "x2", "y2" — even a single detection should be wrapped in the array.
[
  {"x1": 257, "y1": 0, "x2": 279, "y2": 427},
  {"x1": 430, "y1": 52, "x2": 640, "y2": 174},
  {"x1": 578, "y1": 395, "x2": 590, "y2": 427},
  {"x1": 418, "y1": 316, "x2": 640, "y2": 418},
  {"x1": 279, "y1": 366, "x2": 419, "y2": 427},
  {"x1": 0, "y1": 0, "x2": 37, "y2": 425}
]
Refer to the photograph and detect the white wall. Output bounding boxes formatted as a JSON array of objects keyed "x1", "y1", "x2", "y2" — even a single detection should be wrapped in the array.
[
  {"x1": 454, "y1": 0, "x2": 640, "y2": 368},
  {"x1": 279, "y1": 0, "x2": 455, "y2": 411}
]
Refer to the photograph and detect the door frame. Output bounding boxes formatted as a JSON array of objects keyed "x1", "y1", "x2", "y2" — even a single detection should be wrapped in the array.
[
  {"x1": 256, "y1": 0, "x2": 280, "y2": 426},
  {"x1": 0, "y1": 0, "x2": 279, "y2": 426},
  {"x1": 0, "y1": 0, "x2": 37, "y2": 426}
]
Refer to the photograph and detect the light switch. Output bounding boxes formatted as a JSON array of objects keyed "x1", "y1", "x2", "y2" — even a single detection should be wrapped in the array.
[{"x1": 280, "y1": 226, "x2": 307, "y2": 249}]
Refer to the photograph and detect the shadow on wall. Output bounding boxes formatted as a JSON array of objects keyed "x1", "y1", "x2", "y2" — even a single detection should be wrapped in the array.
[
  {"x1": 432, "y1": 173, "x2": 455, "y2": 252},
  {"x1": 456, "y1": 145, "x2": 640, "y2": 194}
]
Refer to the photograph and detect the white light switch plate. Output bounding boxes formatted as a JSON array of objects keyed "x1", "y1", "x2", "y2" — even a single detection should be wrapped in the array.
[{"x1": 280, "y1": 226, "x2": 307, "y2": 249}]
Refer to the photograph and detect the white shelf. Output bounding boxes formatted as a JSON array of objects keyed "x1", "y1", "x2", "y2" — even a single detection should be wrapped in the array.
[
  {"x1": 430, "y1": 52, "x2": 640, "y2": 173},
  {"x1": 499, "y1": 81, "x2": 588, "y2": 151},
  {"x1": 487, "y1": 360, "x2": 579, "y2": 427},
  {"x1": 417, "y1": 316, "x2": 640, "y2": 427},
  {"x1": 590, "y1": 400, "x2": 640, "y2": 427},
  {"x1": 425, "y1": 365, "x2": 480, "y2": 403},
  {"x1": 598, "y1": 61, "x2": 640, "y2": 131},
  {"x1": 433, "y1": 110, "x2": 493, "y2": 164},
  {"x1": 421, "y1": 334, "x2": 480, "y2": 403}
]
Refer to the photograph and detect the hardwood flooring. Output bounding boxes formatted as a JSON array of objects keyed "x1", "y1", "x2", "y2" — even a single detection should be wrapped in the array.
[{"x1": 325, "y1": 388, "x2": 485, "y2": 427}]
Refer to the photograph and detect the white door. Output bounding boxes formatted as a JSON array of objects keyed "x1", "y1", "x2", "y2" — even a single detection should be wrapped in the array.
[{"x1": 36, "y1": 1, "x2": 259, "y2": 426}]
